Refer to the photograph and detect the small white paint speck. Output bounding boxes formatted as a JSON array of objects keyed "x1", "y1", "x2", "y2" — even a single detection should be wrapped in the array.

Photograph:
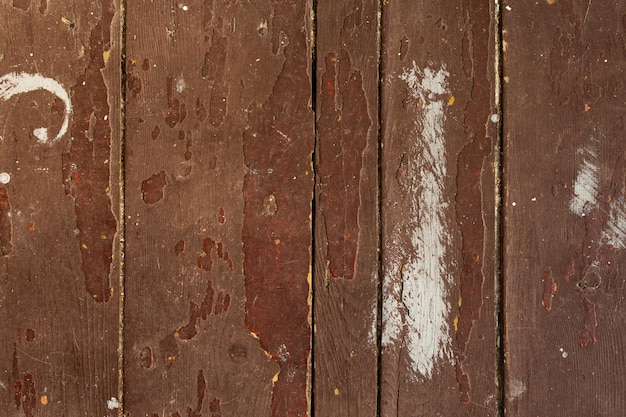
[
  {"x1": 531, "y1": 197, "x2": 537, "y2": 202},
  {"x1": 490, "y1": 113, "x2": 500, "y2": 123},
  {"x1": 106, "y1": 397, "x2": 119, "y2": 410},
  {"x1": 512, "y1": 201, "x2": 517, "y2": 206},
  {"x1": 175, "y1": 77, "x2": 186, "y2": 93},
  {"x1": 104, "y1": 115, "x2": 108, "y2": 121},
  {"x1": 0, "y1": 173, "x2": 10, "y2": 184},
  {"x1": 505, "y1": 5, "x2": 512, "y2": 11},
  {"x1": 177, "y1": 3, "x2": 189, "y2": 11}
]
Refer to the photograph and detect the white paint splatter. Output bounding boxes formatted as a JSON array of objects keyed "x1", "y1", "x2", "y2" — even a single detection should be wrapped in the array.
[
  {"x1": 383, "y1": 63, "x2": 453, "y2": 380},
  {"x1": 175, "y1": 76, "x2": 186, "y2": 93},
  {"x1": 0, "y1": 172, "x2": 10, "y2": 184},
  {"x1": 603, "y1": 199, "x2": 626, "y2": 249},
  {"x1": 569, "y1": 140, "x2": 626, "y2": 249},
  {"x1": 0, "y1": 72, "x2": 72, "y2": 144},
  {"x1": 106, "y1": 397, "x2": 119, "y2": 410},
  {"x1": 570, "y1": 145, "x2": 599, "y2": 216}
]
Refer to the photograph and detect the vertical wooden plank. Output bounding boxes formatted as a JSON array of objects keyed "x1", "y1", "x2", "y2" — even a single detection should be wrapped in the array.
[
  {"x1": 123, "y1": 1, "x2": 314, "y2": 416},
  {"x1": 0, "y1": 0, "x2": 122, "y2": 415},
  {"x1": 380, "y1": 0, "x2": 499, "y2": 415},
  {"x1": 503, "y1": 1, "x2": 626, "y2": 414},
  {"x1": 313, "y1": 0, "x2": 379, "y2": 415}
]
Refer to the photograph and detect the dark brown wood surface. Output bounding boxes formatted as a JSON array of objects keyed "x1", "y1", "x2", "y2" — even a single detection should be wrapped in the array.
[
  {"x1": 313, "y1": 0, "x2": 380, "y2": 415},
  {"x1": 503, "y1": 0, "x2": 626, "y2": 415},
  {"x1": 0, "y1": 0, "x2": 122, "y2": 416},
  {"x1": 2, "y1": 0, "x2": 626, "y2": 416}
]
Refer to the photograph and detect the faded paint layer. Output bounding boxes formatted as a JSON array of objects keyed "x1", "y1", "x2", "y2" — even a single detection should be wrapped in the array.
[
  {"x1": 383, "y1": 63, "x2": 453, "y2": 380},
  {"x1": 317, "y1": 48, "x2": 370, "y2": 280},
  {"x1": 242, "y1": 1, "x2": 314, "y2": 416}
]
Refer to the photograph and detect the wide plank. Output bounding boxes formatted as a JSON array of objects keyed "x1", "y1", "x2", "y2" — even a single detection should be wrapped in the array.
[
  {"x1": 0, "y1": 0, "x2": 122, "y2": 415},
  {"x1": 122, "y1": 1, "x2": 314, "y2": 416},
  {"x1": 313, "y1": 0, "x2": 380, "y2": 415},
  {"x1": 380, "y1": 0, "x2": 500, "y2": 415},
  {"x1": 502, "y1": 0, "x2": 626, "y2": 415}
]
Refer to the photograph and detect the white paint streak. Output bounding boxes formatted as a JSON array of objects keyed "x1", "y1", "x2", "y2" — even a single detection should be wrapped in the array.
[
  {"x1": 382, "y1": 63, "x2": 453, "y2": 380},
  {"x1": 569, "y1": 141, "x2": 626, "y2": 249},
  {"x1": 603, "y1": 199, "x2": 626, "y2": 249},
  {"x1": 570, "y1": 145, "x2": 599, "y2": 216},
  {"x1": 0, "y1": 72, "x2": 72, "y2": 144}
]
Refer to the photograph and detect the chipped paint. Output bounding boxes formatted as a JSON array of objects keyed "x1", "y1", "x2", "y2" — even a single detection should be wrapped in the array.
[
  {"x1": 0, "y1": 72, "x2": 72, "y2": 144},
  {"x1": 383, "y1": 63, "x2": 453, "y2": 380}
]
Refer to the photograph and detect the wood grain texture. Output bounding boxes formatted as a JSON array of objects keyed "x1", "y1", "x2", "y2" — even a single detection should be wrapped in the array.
[
  {"x1": 502, "y1": 1, "x2": 626, "y2": 415},
  {"x1": 0, "y1": 0, "x2": 122, "y2": 415},
  {"x1": 313, "y1": 0, "x2": 379, "y2": 415},
  {"x1": 380, "y1": 0, "x2": 499, "y2": 415},
  {"x1": 123, "y1": 1, "x2": 313, "y2": 416}
]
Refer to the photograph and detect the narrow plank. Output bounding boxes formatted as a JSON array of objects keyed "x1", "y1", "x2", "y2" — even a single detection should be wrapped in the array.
[
  {"x1": 503, "y1": 1, "x2": 626, "y2": 415},
  {"x1": 0, "y1": 0, "x2": 122, "y2": 415},
  {"x1": 313, "y1": 0, "x2": 380, "y2": 415},
  {"x1": 380, "y1": 0, "x2": 499, "y2": 415},
  {"x1": 123, "y1": 1, "x2": 314, "y2": 416}
]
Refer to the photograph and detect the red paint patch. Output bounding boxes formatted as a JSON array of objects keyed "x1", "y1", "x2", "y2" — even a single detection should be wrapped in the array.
[
  {"x1": 580, "y1": 296, "x2": 597, "y2": 347},
  {"x1": 542, "y1": 267, "x2": 557, "y2": 312},
  {"x1": 0, "y1": 187, "x2": 13, "y2": 256},
  {"x1": 25, "y1": 329, "x2": 35, "y2": 342},
  {"x1": 317, "y1": 49, "x2": 370, "y2": 280},
  {"x1": 13, "y1": 372, "x2": 36, "y2": 417},
  {"x1": 64, "y1": 0, "x2": 116, "y2": 303},
  {"x1": 175, "y1": 239, "x2": 185, "y2": 256},
  {"x1": 177, "y1": 279, "x2": 230, "y2": 340},
  {"x1": 454, "y1": 0, "x2": 493, "y2": 403},
  {"x1": 141, "y1": 171, "x2": 167, "y2": 204}
]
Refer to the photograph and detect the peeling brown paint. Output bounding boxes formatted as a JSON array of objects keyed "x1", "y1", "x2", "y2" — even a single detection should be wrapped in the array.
[
  {"x1": 177, "y1": 279, "x2": 230, "y2": 340},
  {"x1": 579, "y1": 296, "x2": 597, "y2": 347},
  {"x1": 141, "y1": 171, "x2": 167, "y2": 204},
  {"x1": 209, "y1": 397, "x2": 223, "y2": 417},
  {"x1": 242, "y1": 1, "x2": 313, "y2": 415},
  {"x1": 12, "y1": 0, "x2": 30, "y2": 11},
  {"x1": 317, "y1": 48, "x2": 370, "y2": 280},
  {"x1": 0, "y1": 187, "x2": 13, "y2": 256},
  {"x1": 25, "y1": 329, "x2": 35, "y2": 342},
  {"x1": 127, "y1": 72, "x2": 142, "y2": 98},
  {"x1": 13, "y1": 372, "x2": 36, "y2": 417},
  {"x1": 542, "y1": 267, "x2": 557, "y2": 312},
  {"x1": 64, "y1": 0, "x2": 117, "y2": 303},
  {"x1": 454, "y1": 0, "x2": 493, "y2": 403}
]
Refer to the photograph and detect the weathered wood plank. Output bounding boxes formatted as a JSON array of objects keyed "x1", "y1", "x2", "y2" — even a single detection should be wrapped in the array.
[
  {"x1": 503, "y1": 1, "x2": 626, "y2": 414},
  {"x1": 313, "y1": 0, "x2": 379, "y2": 415},
  {"x1": 380, "y1": 0, "x2": 499, "y2": 415},
  {"x1": 123, "y1": 1, "x2": 314, "y2": 416},
  {"x1": 0, "y1": 0, "x2": 122, "y2": 415}
]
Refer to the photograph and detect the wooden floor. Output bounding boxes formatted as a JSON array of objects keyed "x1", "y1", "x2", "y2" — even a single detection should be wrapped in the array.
[{"x1": 1, "y1": 0, "x2": 625, "y2": 416}]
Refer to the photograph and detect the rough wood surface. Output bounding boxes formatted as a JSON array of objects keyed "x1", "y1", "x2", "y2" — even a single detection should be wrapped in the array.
[
  {"x1": 502, "y1": 1, "x2": 626, "y2": 415},
  {"x1": 313, "y1": 0, "x2": 380, "y2": 415},
  {"x1": 123, "y1": 1, "x2": 314, "y2": 416},
  {"x1": 379, "y1": 0, "x2": 499, "y2": 415},
  {"x1": 0, "y1": 0, "x2": 122, "y2": 416}
]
